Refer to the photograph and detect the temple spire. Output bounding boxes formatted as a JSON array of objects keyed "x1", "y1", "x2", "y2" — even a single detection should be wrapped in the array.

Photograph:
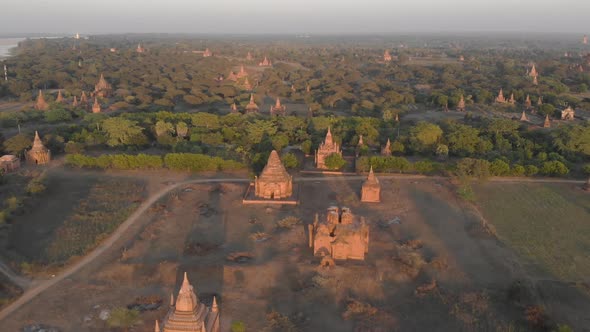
[
  {"x1": 154, "y1": 320, "x2": 160, "y2": 332},
  {"x1": 520, "y1": 110, "x2": 528, "y2": 122},
  {"x1": 212, "y1": 296, "x2": 219, "y2": 313},
  {"x1": 367, "y1": 166, "x2": 378, "y2": 183},
  {"x1": 56, "y1": 90, "x2": 64, "y2": 103},
  {"x1": 325, "y1": 127, "x2": 333, "y2": 145},
  {"x1": 358, "y1": 134, "x2": 364, "y2": 146}
]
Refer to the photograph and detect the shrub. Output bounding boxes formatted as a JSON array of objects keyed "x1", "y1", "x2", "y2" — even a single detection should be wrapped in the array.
[
  {"x1": 413, "y1": 160, "x2": 440, "y2": 175},
  {"x1": 582, "y1": 164, "x2": 590, "y2": 175},
  {"x1": 65, "y1": 153, "x2": 163, "y2": 170},
  {"x1": 511, "y1": 164, "x2": 526, "y2": 176},
  {"x1": 540, "y1": 161, "x2": 569, "y2": 176},
  {"x1": 525, "y1": 165, "x2": 539, "y2": 176},
  {"x1": 301, "y1": 140, "x2": 312, "y2": 155},
  {"x1": 164, "y1": 153, "x2": 245, "y2": 172},
  {"x1": 107, "y1": 307, "x2": 140, "y2": 330},
  {"x1": 324, "y1": 153, "x2": 346, "y2": 170},
  {"x1": 64, "y1": 141, "x2": 85, "y2": 154},
  {"x1": 26, "y1": 175, "x2": 47, "y2": 195},
  {"x1": 231, "y1": 321, "x2": 246, "y2": 332},
  {"x1": 490, "y1": 159, "x2": 511, "y2": 176},
  {"x1": 281, "y1": 152, "x2": 299, "y2": 169},
  {"x1": 456, "y1": 158, "x2": 491, "y2": 178}
]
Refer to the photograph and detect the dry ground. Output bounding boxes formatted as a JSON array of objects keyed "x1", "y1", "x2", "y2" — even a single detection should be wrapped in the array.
[{"x1": 3, "y1": 175, "x2": 574, "y2": 331}]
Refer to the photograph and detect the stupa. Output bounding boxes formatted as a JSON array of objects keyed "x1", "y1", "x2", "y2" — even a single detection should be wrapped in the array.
[
  {"x1": 258, "y1": 56, "x2": 272, "y2": 67},
  {"x1": 361, "y1": 166, "x2": 380, "y2": 203},
  {"x1": 25, "y1": 131, "x2": 51, "y2": 165},
  {"x1": 520, "y1": 110, "x2": 529, "y2": 122},
  {"x1": 203, "y1": 48, "x2": 212, "y2": 57},
  {"x1": 92, "y1": 98, "x2": 101, "y2": 113},
  {"x1": 561, "y1": 106, "x2": 575, "y2": 120},
  {"x1": 155, "y1": 272, "x2": 220, "y2": 332},
  {"x1": 80, "y1": 91, "x2": 89, "y2": 105},
  {"x1": 315, "y1": 127, "x2": 342, "y2": 169},
  {"x1": 237, "y1": 65, "x2": 248, "y2": 78},
  {"x1": 584, "y1": 35, "x2": 588, "y2": 45},
  {"x1": 383, "y1": 50, "x2": 392, "y2": 62},
  {"x1": 136, "y1": 43, "x2": 145, "y2": 53},
  {"x1": 94, "y1": 74, "x2": 112, "y2": 98},
  {"x1": 524, "y1": 95, "x2": 532, "y2": 109},
  {"x1": 495, "y1": 89, "x2": 506, "y2": 103},
  {"x1": 246, "y1": 52, "x2": 253, "y2": 61},
  {"x1": 254, "y1": 150, "x2": 293, "y2": 199},
  {"x1": 508, "y1": 93, "x2": 516, "y2": 105},
  {"x1": 543, "y1": 114, "x2": 551, "y2": 128},
  {"x1": 230, "y1": 102, "x2": 238, "y2": 113},
  {"x1": 242, "y1": 77, "x2": 252, "y2": 90},
  {"x1": 457, "y1": 95, "x2": 466, "y2": 111},
  {"x1": 55, "y1": 90, "x2": 64, "y2": 103},
  {"x1": 244, "y1": 94, "x2": 259, "y2": 114},
  {"x1": 35, "y1": 90, "x2": 49, "y2": 111},
  {"x1": 381, "y1": 138, "x2": 392, "y2": 156},
  {"x1": 270, "y1": 97, "x2": 286, "y2": 115}
]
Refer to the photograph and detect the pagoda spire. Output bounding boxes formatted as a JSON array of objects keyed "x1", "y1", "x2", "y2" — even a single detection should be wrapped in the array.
[
  {"x1": 56, "y1": 90, "x2": 64, "y2": 103},
  {"x1": 212, "y1": 296, "x2": 219, "y2": 313},
  {"x1": 325, "y1": 127, "x2": 334, "y2": 145},
  {"x1": 358, "y1": 134, "x2": 364, "y2": 146},
  {"x1": 35, "y1": 90, "x2": 49, "y2": 110},
  {"x1": 367, "y1": 166, "x2": 378, "y2": 182},
  {"x1": 72, "y1": 95, "x2": 78, "y2": 107},
  {"x1": 154, "y1": 320, "x2": 160, "y2": 332},
  {"x1": 543, "y1": 114, "x2": 551, "y2": 128},
  {"x1": 520, "y1": 110, "x2": 529, "y2": 122},
  {"x1": 33, "y1": 131, "x2": 42, "y2": 147}
]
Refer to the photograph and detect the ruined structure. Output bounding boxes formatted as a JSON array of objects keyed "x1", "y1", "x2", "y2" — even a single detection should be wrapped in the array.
[
  {"x1": 381, "y1": 138, "x2": 392, "y2": 156},
  {"x1": 495, "y1": 89, "x2": 506, "y2": 103},
  {"x1": 155, "y1": 272, "x2": 220, "y2": 332},
  {"x1": 0, "y1": 155, "x2": 20, "y2": 173},
  {"x1": 92, "y1": 98, "x2": 101, "y2": 113},
  {"x1": 258, "y1": 56, "x2": 272, "y2": 67},
  {"x1": 543, "y1": 114, "x2": 551, "y2": 128},
  {"x1": 309, "y1": 207, "x2": 369, "y2": 261},
  {"x1": 561, "y1": 106, "x2": 575, "y2": 120},
  {"x1": 520, "y1": 110, "x2": 529, "y2": 122},
  {"x1": 270, "y1": 97, "x2": 286, "y2": 115},
  {"x1": 25, "y1": 131, "x2": 51, "y2": 165},
  {"x1": 94, "y1": 74, "x2": 112, "y2": 98},
  {"x1": 244, "y1": 94, "x2": 259, "y2": 114},
  {"x1": 457, "y1": 95, "x2": 466, "y2": 111},
  {"x1": 361, "y1": 167, "x2": 380, "y2": 203},
  {"x1": 203, "y1": 48, "x2": 212, "y2": 57},
  {"x1": 383, "y1": 50, "x2": 392, "y2": 62},
  {"x1": 254, "y1": 150, "x2": 293, "y2": 199},
  {"x1": 315, "y1": 127, "x2": 342, "y2": 169},
  {"x1": 35, "y1": 90, "x2": 49, "y2": 111},
  {"x1": 55, "y1": 90, "x2": 64, "y2": 103}
]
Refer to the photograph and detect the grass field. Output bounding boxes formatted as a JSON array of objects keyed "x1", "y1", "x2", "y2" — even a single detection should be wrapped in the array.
[{"x1": 473, "y1": 182, "x2": 590, "y2": 282}]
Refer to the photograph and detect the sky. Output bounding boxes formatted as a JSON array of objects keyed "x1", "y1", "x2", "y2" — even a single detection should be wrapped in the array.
[{"x1": 1, "y1": 0, "x2": 589, "y2": 35}]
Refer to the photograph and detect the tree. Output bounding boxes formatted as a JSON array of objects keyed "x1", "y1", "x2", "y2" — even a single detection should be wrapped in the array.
[
  {"x1": 490, "y1": 159, "x2": 511, "y2": 176},
  {"x1": 3, "y1": 133, "x2": 31, "y2": 157},
  {"x1": 408, "y1": 122, "x2": 443, "y2": 154},
  {"x1": 445, "y1": 123, "x2": 480, "y2": 156},
  {"x1": 324, "y1": 153, "x2": 346, "y2": 170},
  {"x1": 281, "y1": 152, "x2": 299, "y2": 169},
  {"x1": 540, "y1": 161, "x2": 569, "y2": 176},
  {"x1": 176, "y1": 121, "x2": 189, "y2": 138},
  {"x1": 107, "y1": 308, "x2": 140, "y2": 332},
  {"x1": 271, "y1": 133, "x2": 289, "y2": 152},
  {"x1": 102, "y1": 118, "x2": 146, "y2": 147},
  {"x1": 44, "y1": 108, "x2": 72, "y2": 123},
  {"x1": 155, "y1": 120, "x2": 174, "y2": 137}
]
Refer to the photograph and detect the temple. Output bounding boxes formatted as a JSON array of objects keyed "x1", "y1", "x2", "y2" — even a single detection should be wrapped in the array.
[
  {"x1": 35, "y1": 90, "x2": 49, "y2": 111},
  {"x1": 25, "y1": 131, "x2": 51, "y2": 165},
  {"x1": 361, "y1": 167, "x2": 381, "y2": 203},
  {"x1": 508, "y1": 93, "x2": 516, "y2": 105},
  {"x1": 242, "y1": 77, "x2": 252, "y2": 90},
  {"x1": 244, "y1": 94, "x2": 259, "y2": 114},
  {"x1": 72, "y1": 96, "x2": 78, "y2": 107},
  {"x1": 136, "y1": 43, "x2": 145, "y2": 53},
  {"x1": 383, "y1": 50, "x2": 392, "y2": 62},
  {"x1": 258, "y1": 56, "x2": 272, "y2": 67},
  {"x1": 543, "y1": 114, "x2": 551, "y2": 128},
  {"x1": 0, "y1": 155, "x2": 20, "y2": 173},
  {"x1": 381, "y1": 138, "x2": 392, "y2": 156},
  {"x1": 246, "y1": 52, "x2": 253, "y2": 61},
  {"x1": 155, "y1": 272, "x2": 220, "y2": 332},
  {"x1": 457, "y1": 95, "x2": 466, "y2": 111},
  {"x1": 254, "y1": 150, "x2": 293, "y2": 199},
  {"x1": 270, "y1": 97, "x2": 286, "y2": 115},
  {"x1": 524, "y1": 95, "x2": 532, "y2": 109},
  {"x1": 80, "y1": 91, "x2": 88, "y2": 105},
  {"x1": 227, "y1": 71, "x2": 238, "y2": 81},
  {"x1": 537, "y1": 96, "x2": 543, "y2": 106},
  {"x1": 584, "y1": 35, "x2": 588, "y2": 45},
  {"x1": 308, "y1": 207, "x2": 369, "y2": 261},
  {"x1": 92, "y1": 98, "x2": 101, "y2": 113},
  {"x1": 561, "y1": 106, "x2": 575, "y2": 120},
  {"x1": 520, "y1": 110, "x2": 529, "y2": 122},
  {"x1": 230, "y1": 102, "x2": 238, "y2": 113},
  {"x1": 237, "y1": 65, "x2": 248, "y2": 78},
  {"x1": 203, "y1": 48, "x2": 212, "y2": 57},
  {"x1": 315, "y1": 127, "x2": 342, "y2": 169},
  {"x1": 55, "y1": 90, "x2": 64, "y2": 103},
  {"x1": 495, "y1": 89, "x2": 506, "y2": 103},
  {"x1": 94, "y1": 74, "x2": 112, "y2": 98},
  {"x1": 529, "y1": 64, "x2": 538, "y2": 78}
]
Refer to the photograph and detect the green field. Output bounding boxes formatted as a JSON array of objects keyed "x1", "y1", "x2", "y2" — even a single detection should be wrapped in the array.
[{"x1": 473, "y1": 182, "x2": 590, "y2": 282}]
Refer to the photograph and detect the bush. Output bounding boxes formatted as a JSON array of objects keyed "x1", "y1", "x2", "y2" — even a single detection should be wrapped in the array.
[
  {"x1": 65, "y1": 153, "x2": 163, "y2": 170},
  {"x1": 26, "y1": 176, "x2": 47, "y2": 195},
  {"x1": 107, "y1": 307, "x2": 140, "y2": 330},
  {"x1": 324, "y1": 153, "x2": 346, "y2": 170},
  {"x1": 582, "y1": 164, "x2": 590, "y2": 175},
  {"x1": 456, "y1": 158, "x2": 491, "y2": 178},
  {"x1": 64, "y1": 141, "x2": 85, "y2": 154},
  {"x1": 413, "y1": 160, "x2": 441, "y2": 174},
  {"x1": 490, "y1": 159, "x2": 511, "y2": 176},
  {"x1": 281, "y1": 152, "x2": 299, "y2": 169},
  {"x1": 511, "y1": 164, "x2": 526, "y2": 176},
  {"x1": 164, "y1": 153, "x2": 245, "y2": 172},
  {"x1": 231, "y1": 321, "x2": 246, "y2": 332},
  {"x1": 525, "y1": 165, "x2": 539, "y2": 176},
  {"x1": 540, "y1": 161, "x2": 569, "y2": 176}
]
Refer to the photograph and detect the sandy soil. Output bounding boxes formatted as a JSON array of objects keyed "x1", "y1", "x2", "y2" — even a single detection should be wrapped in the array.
[{"x1": 2, "y1": 175, "x2": 570, "y2": 331}]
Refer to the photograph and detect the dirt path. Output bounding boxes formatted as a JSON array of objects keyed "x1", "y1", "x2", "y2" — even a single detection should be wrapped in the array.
[
  {"x1": 0, "y1": 172, "x2": 585, "y2": 322},
  {"x1": 0, "y1": 260, "x2": 31, "y2": 289}
]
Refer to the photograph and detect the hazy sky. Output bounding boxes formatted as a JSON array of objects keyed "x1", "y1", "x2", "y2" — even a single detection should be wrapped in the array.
[{"x1": 1, "y1": 0, "x2": 589, "y2": 35}]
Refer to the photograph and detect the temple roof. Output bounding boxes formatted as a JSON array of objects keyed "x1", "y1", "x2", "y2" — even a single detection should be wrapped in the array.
[
  {"x1": 324, "y1": 127, "x2": 334, "y2": 146},
  {"x1": 95, "y1": 74, "x2": 112, "y2": 90},
  {"x1": 31, "y1": 131, "x2": 48, "y2": 152},
  {"x1": 365, "y1": 166, "x2": 379, "y2": 185},
  {"x1": 258, "y1": 150, "x2": 291, "y2": 182}
]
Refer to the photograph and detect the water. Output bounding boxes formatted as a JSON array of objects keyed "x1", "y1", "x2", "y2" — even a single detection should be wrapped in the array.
[{"x1": 0, "y1": 38, "x2": 25, "y2": 59}]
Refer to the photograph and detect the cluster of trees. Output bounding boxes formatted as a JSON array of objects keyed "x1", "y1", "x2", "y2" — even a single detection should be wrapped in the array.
[
  {"x1": 1, "y1": 36, "x2": 589, "y2": 120},
  {"x1": 65, "y1": 153, "x2": 245, "y2": 172}
]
